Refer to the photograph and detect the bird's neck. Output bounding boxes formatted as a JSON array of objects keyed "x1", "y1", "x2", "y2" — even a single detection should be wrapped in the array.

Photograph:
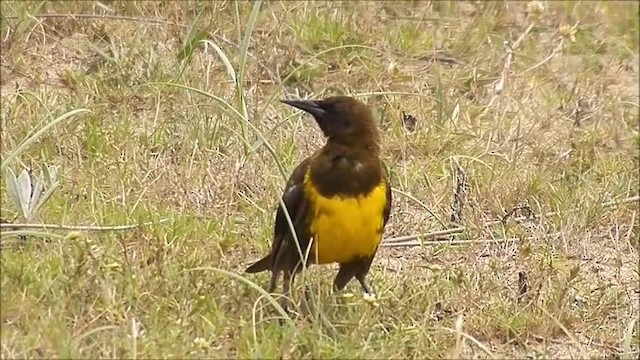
[
  {"x1": 326, "y1": 135, "x2": 381, "y2": 156},
  {"x1": 308, "y1": 140, "x2": 383, "y2": 197}
]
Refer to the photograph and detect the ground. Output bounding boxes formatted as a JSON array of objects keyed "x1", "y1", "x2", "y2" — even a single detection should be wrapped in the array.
[{"x1": 1, "y1": 1, "x2": 639, "y2": 359}]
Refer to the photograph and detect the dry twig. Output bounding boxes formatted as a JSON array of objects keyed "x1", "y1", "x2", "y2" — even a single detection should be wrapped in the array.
[
  {"x1": 0, "y1": 218, "x2": 171, "y2": 232},
  {"x1": 382, "y1": 195, "x2": 639, "y2": 246}
]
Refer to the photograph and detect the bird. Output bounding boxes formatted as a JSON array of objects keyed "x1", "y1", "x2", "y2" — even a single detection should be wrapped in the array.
[{"x1": 245, "y1": 95, "x2": 392, "y2": 313}]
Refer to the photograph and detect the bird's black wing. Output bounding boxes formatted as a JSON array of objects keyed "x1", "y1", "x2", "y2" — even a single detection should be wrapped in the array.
[
  {"x1": 245, "y1": 157, "x2": 311, "y2": 273},
  {"x1": 269, "y1": 157, "x2": 311, "y2": 269}
]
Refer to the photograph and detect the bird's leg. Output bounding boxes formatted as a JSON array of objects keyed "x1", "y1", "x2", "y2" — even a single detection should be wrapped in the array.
[
  {"x1": 301, "y1": 285, "x2": 323, "y2": 318},
  {"x1": 268, "y1": 270, "x2": 280, "y2": 293},
  {"x1": 356, "y1": 273, "x2": 379, "y2": 306},
  {"x1": 279, "y1": 270, "x2": 294, "y2": 315},
  {"x1": 356, "y1": 273, "x2": 375, "y2": 295}
]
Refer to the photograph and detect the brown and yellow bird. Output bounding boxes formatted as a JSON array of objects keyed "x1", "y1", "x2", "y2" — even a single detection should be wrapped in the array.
[{"x1": 245, "y1": 96, "x2": 392, "y2": 312}]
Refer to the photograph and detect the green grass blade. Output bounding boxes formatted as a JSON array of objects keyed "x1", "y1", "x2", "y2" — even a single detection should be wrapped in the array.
[
  {"x1": 144, "y1": 82, "x2": 287, "y2": 180},
  {"x1": 0, "y1": 230, "x2": 66, "y2": 241},
  {"x1": 621, "y1": 318, "x2": 638, "y2": 360},
  {"x1": 236, "y1": 0, "x2": 262, "y2": 121},
  {"x1": 183, "y1": 266, "x2": 293, "y2": 326},
  {"x1": 200, "y1": 39, "x2": 237, "y2": 82},
  {"x1": 1, "y1": 108, "x2": 90, "y2": 172},
  {"x1": 4, "y1": 167, "x2": 24, "y2": 220}
]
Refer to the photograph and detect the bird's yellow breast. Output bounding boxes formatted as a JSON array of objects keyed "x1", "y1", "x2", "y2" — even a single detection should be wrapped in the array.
[{"x1": 303, "y1": 170, "x2": 387, "y2": 264}]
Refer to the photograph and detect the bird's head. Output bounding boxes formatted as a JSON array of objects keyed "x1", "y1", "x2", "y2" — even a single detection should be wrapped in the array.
[{"x1": 281, "y1": 96, "x2": 380, "y2": 150}]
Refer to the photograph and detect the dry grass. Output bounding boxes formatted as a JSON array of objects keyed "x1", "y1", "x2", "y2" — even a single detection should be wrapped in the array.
[{"x1": 1, "y1": 1, "x2": 638, "y2": 358}]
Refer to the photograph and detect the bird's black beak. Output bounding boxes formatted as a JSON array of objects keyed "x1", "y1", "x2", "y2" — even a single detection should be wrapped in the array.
[{"x1": 280, "y1": 99, "x2": 327, "y2": 120}]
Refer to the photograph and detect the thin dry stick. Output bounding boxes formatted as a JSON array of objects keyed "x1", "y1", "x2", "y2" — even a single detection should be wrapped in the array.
[
  {"x1": 492, "y1": 40, "x2": 515, "y2": 95},
  {"x1": 0, "y1": 218, "x2": 171, "y2": 232},
  {"x1": 512, "y1": 23, "x2": 535, "y2": 50},
  {"x1": 478, "y1": 41, "x2": 513, "y2": 116},
  {"x1": 522, "y1": 37, "x2": 565, "y2": 74},
  {"x1": 382, "y1": 233, "x2": 561, "y2": 248},
  {"x1": 496, "y1": 22, "x2": 533, "y2": 91},
  {"x1": 383, "y1": 237, "x2": 517, "y2": 248},
  {"x1": 479, "y1": 23, "x2": 534, "y2": 117},
  {"x1": 385, "y1": 227, "x2": 465, "y2": 243},
  {"x1": 382, "y1": 195, "x2": 639, "y2": 244},
  {"x1": 522, "y1": 21, "x2": 579, "y2": 74},
  {"x1": 449, "y1": 159, "x2": 467, "y2": 224}
]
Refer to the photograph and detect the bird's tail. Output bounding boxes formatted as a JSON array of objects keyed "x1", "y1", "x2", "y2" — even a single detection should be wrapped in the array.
[{"x1": 245, "y1": 255, "x2": 271, "y2": 273}]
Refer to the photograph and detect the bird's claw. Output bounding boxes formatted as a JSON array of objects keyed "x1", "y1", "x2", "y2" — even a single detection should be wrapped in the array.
[{"x1": 363, "y1": 293, "x2": 379, "y2": 306}]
